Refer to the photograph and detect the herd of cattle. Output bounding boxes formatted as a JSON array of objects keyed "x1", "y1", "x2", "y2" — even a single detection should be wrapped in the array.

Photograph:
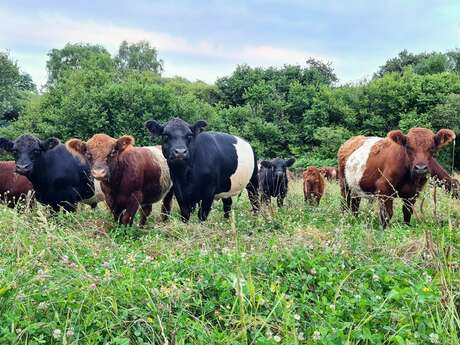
[{"x1": 0, "y1": 118, "x2": 458, "y2": 228}]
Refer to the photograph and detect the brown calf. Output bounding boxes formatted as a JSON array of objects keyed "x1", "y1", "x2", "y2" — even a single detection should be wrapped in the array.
[
  {"x1": 0, "y1": 161, "x2": 33, "y2": 207},
  {"x1": 319, "y1": 166, "x2": 338, "y2": 181},
  {"x1": 67, "y1": 134, "x2": 172, "y2": 227},
  {"x1": 303, "y1": 167, "x2": 325, "y2": 205},
  {"x1": 338, "y1": 127, "x2": 456, "y2": 228}
]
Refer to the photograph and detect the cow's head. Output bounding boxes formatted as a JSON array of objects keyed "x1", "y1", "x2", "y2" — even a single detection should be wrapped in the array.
[
  {"x1": 0, "y1": 135, "x2": 59, "y2": 176},
  {"x1": 260, "y1": 158, "x2": 296, "y2": 179},
  {"x1": 66, "y1": 134, "x2": 134, "y2": 182},
  {"x1": 145, "y1": 117, "x2": 207, "y2": 165},
  {"x1": 388, "y1": 128, "x2": 456, "y2": 176}
]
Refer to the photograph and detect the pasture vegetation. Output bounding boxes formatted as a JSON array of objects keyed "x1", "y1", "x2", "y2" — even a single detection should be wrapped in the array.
[{"x1": 0, "y1": 179, "x2": 459, "y2": 344}]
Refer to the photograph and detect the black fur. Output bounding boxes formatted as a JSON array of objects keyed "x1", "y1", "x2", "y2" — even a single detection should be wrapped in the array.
[
  {"x1": 0, "y1": 135, "x2": 95, "y2": 212},
  {"x1": 146, "y1": 118, "x2": 259, "y2": 221}
]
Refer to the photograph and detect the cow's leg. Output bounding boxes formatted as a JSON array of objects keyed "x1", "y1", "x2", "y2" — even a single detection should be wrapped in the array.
[
  {"x1": 247, "y1": 161, "x2": 260, "y2": 213},
  {"x1": 378, "y1": 197, "x2": 394, "y2": 228},
  {"x1": 179, "y1": 206, "x2": 191, "y2": 223},
  {"x1": 276, "y1": 195, "x2": 284, "y2": 208},
  {"x1": 139, "y1": 203, "x2": 153, "y2": 227},
  {"x1": 222, "y1": 198, "x2": 232, "y2": 219},
  {"x1": 160, "y1": 189, "x2": 174, "y2": 222},
  {"x1": 261, "y1": 192, "x2": 271, "y2": 208},
  {"x1": 351, "y1": 196, "x2": 361, "y2": 216},
  {"x1": 402, "y1": 198, "x2": 415, "y2": 225},
  {"x1": 120, "y1": 192, "x2": 142, "y2": 226},
  {"x1": 198, "y1": 197, "x2": 214, "y2": 222}
]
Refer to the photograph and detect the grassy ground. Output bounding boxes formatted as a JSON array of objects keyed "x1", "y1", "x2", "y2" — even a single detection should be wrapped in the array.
[{"x1": 0, "y1": 179, "x2": 459, "y2": 344}]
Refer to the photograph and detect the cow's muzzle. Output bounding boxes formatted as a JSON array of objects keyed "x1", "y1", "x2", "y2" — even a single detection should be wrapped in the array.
[
  {"x1": 414, "y1": 164, "x2": 429, "y2": 175},
  {"x1": 16, "y1": 163, "x2": 32, "y2": 176},
  {"x1": 92, "y1": 168, "x2": 109, "y2": 181}
]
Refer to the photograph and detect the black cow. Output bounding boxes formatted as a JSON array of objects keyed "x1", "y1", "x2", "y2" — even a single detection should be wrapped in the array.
[
  {"x1": 259, "y1": 158, "x2": 295, "y2": 207},
  {"x1": 0, "y1": 135, "x2": 98, "y2": 212},
  {"x1": 145, "y1": 118, "x2": 259, "y2": 222}
]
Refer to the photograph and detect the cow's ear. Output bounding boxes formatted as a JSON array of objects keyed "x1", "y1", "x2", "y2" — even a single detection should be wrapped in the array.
[
  {"x1": 190, "y1": 120, "x2": 207, "y2": 136},
  {"x1": 434, "y1": 129, "x2": 456, "y2": 149},
  {"x1": 285, "y1": 158, "x2": 296, "y2": 167},
  {"x1": 388, "y1": 130, "x2": 407, "y2": 146},
  {"x1": 115, "y1": 135, "x2": 134, "y2": 152},
  {"x1": 145, "y1": 120, "x2": 164, "y2": 137},
  {"x1": 0, "y1": 138, "x2": 14, "y2": 152},
  {"x1": 66, "y1": 138, "x2": 86, "y2": 155},
  {"x1": 260, "y1": 160, "x2": 272, "y2": 168},
  {"x1": 41, "y1": 137, "x2": 60, "y2": 151}
]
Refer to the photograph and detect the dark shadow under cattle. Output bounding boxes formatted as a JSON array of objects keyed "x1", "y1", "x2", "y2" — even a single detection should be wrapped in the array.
[
  {"x1": 0, "y1": 135, "x2": 97, "y2": 212},
  {"x1": 258, "y1": 158, "x2": 295, "y2": 208},
  {"x1": 145, "y1": 118, "x2": 259, "y2": 222}
]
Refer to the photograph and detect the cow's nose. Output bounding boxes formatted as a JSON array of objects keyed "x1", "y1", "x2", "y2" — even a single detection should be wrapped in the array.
[
  {"x1": 414, "y1": 164, "x2": 428, "y2": 174},
  {"x1": 16, "y1": 163, "x2": 32, "y2": 174},
  {"x1": 173, "y1": 148, "x2": 188, "y2": 157},
  {"x1": 92, "y1": 168, "x2": 107, "y2": 180}
]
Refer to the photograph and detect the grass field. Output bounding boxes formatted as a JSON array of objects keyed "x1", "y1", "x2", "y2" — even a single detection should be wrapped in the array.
[{"x1": 0, "y1": 179, "x2": 459, "y2": 344}]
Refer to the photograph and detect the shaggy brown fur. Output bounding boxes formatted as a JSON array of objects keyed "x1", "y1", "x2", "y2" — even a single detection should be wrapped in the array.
[
  {"x1": 0, "y1": 161, "x2": 33, "y2": 207},
  {"x1": 338, "y1": 128, "x2": 456, "y2": 227},
  {"x1": 67, "y1": 134, "x2": 172, "y2": 227},
  {"x1": 319, "y1": 166, "x2": 338, "y2": 180},
  {"x1": 303, "y1": 167, "x2": 325, "y2": 205}
]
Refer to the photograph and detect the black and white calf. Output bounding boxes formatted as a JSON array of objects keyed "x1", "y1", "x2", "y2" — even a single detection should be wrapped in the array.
[
  {"x1": 145, "y1": 118, "x2": 259, "y2": 222},
  {"x1": 258, "y1": 158, "x2": 295, "y2": 208}
]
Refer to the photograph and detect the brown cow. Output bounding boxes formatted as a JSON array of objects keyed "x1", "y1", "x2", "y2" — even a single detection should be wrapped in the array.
[
  {"x1": 338, "y1": 127, "x2": 456, "y2": 227},
  {"x1": 319, "y1": 166, "x2": 338, "y2": 181},
  {"x1": 303, "y1": 167, "x2": 325, "y2": 205},
  {"x1": 67, "y1": 134, "x2": 172, "y2": 227},
  {"x1": 0, "y1": 161, "x2": 34, "y2": 207}
]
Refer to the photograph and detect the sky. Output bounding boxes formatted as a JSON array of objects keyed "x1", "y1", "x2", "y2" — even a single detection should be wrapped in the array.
[{"x1": 1, "y1": 0, "x2": 459, "y2": 87}]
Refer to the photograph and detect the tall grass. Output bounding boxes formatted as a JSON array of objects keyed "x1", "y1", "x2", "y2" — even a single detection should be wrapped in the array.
[{"x1": 0, "y1": 179, "x2": 458, "y2": 344}]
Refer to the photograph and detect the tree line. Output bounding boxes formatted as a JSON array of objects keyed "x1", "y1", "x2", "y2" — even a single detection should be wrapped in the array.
[{"x1": 1, "y1": 43, "x2": 459, "y2": 170}]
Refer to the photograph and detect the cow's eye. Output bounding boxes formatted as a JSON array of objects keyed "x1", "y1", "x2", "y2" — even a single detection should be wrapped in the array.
[
  {"x1": 85, "y1": 152, "x2": 92, "y2": 160},
  {"x1": 186, "y1": 134, "x2": 193, "y2": 142},
  {"x1": 32, "y1": 149, "x2": 41, "y2": 156}
]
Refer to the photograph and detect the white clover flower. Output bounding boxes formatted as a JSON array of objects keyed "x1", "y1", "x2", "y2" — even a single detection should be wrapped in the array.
[
  {"x1": 329, "y1": 304, "x2": 336, "y2": 311},
  {"x1": 102, "y1": 261, "x2": 110, "y2": 269},
  {"x1": 61, "y1": 255, "x2": 69, "y2": 264},
  {"x1": 37, "y1": 302, "x2": 48, "y2": 311},
  {"x1": 312, "y1": 331, "x2": 321, "y2": 341},
  {"x1": 298, "y1": 331, "x2": 305, "y2": 341},
  {"x1": 429, "y1": 333, "x2": 439, "y2": 344},
  {"x1": 273, "y1": 335, "x2": 281, "y2": 343},
  {"x1": 310, "y1": 268, "x2": 317, "y2": 275},
  {"x1": 66, "y1": 329, "x2": 74, "y2": 337},
  {"x1": 53, "y1": 329, "x2": 62, "y2": 339},
  {"x1": 294, "y1": 313, "x2": 300, "y2": 321}
]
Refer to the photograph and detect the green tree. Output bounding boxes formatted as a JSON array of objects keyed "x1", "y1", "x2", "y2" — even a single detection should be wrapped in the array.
[
  {"x1": 46, "y1": 43, "x2": 110, "y2": 85},
  {"x1": 115, "y1": 40, "x2": 163, "y2": 75}
]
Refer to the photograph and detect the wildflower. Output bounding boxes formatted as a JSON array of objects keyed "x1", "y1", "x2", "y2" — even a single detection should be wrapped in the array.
[
  {"x1": 265, "y1": 329, "x2": 273, "y2": 337},
  {"x1": 53, "y1": 329, "x2": 62, "y2": 339},
  {"x1": 329, "y1": 304, "x2": 336, "y2": 311},
  {"x1": 298, "y1": 331, "x2": 305, "y2": 341},
  {"x1": 294, "y1": 313, "x2": 300, "y2": 321},
  {"x1": 37, "y1": 302, "x2": 48, "y2": 311},
  {"x1": 89, "y1": 283, "x2": 97, "y2": 289},
  {"x1": 422, "y1": 287, "x2": 431, "y2": 293},
  {"x1": 309, "y1": 268, "x2": 317, "y2": 275},
  {"x1": 273, "y1": 335, "x2": 281, "y2": 343},
  {"x1": 145, "y1": 255, "x2": 154, "y2": 262},
  {"x1": 312, "y1": 330, "x2": 321, "y2": 341},
  {"x1": 102, "y1": 261, "x2": 110, "y2": 269},
  {"x1": 69, "y1": 262, "x2": 77, "y2": 269},
  {"x1": 61, "y1": 255, "x2": 69, "y2": 264},
  {"x1": 66, "y1": 329, "x2": 74, "y2": 337},
  {"x1": 16, "y1": 328, "x2": 22, "y2": 334},
  {"x1": 372, "y1": 274, "x2": 380, "y2": 282},
  {"x1": 354, "y1": 294, "x2": 361, "y2": 300},
  {"x1": 429, "y1": 333, "x2": 439, "y2": 344}
]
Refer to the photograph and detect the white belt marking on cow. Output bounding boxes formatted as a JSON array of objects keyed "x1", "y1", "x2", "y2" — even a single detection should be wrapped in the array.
[
  {"x1": 215, "y1": 137, "x2": 254, "y2": 200},
  {"x1": 345, "y1": 137, "x2": 383, "y2": 195}
]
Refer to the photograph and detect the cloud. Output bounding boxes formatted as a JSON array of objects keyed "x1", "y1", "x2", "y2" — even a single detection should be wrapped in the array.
[{"x1": 0, "y1": 8, "x2": 335, "y2": 85}]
